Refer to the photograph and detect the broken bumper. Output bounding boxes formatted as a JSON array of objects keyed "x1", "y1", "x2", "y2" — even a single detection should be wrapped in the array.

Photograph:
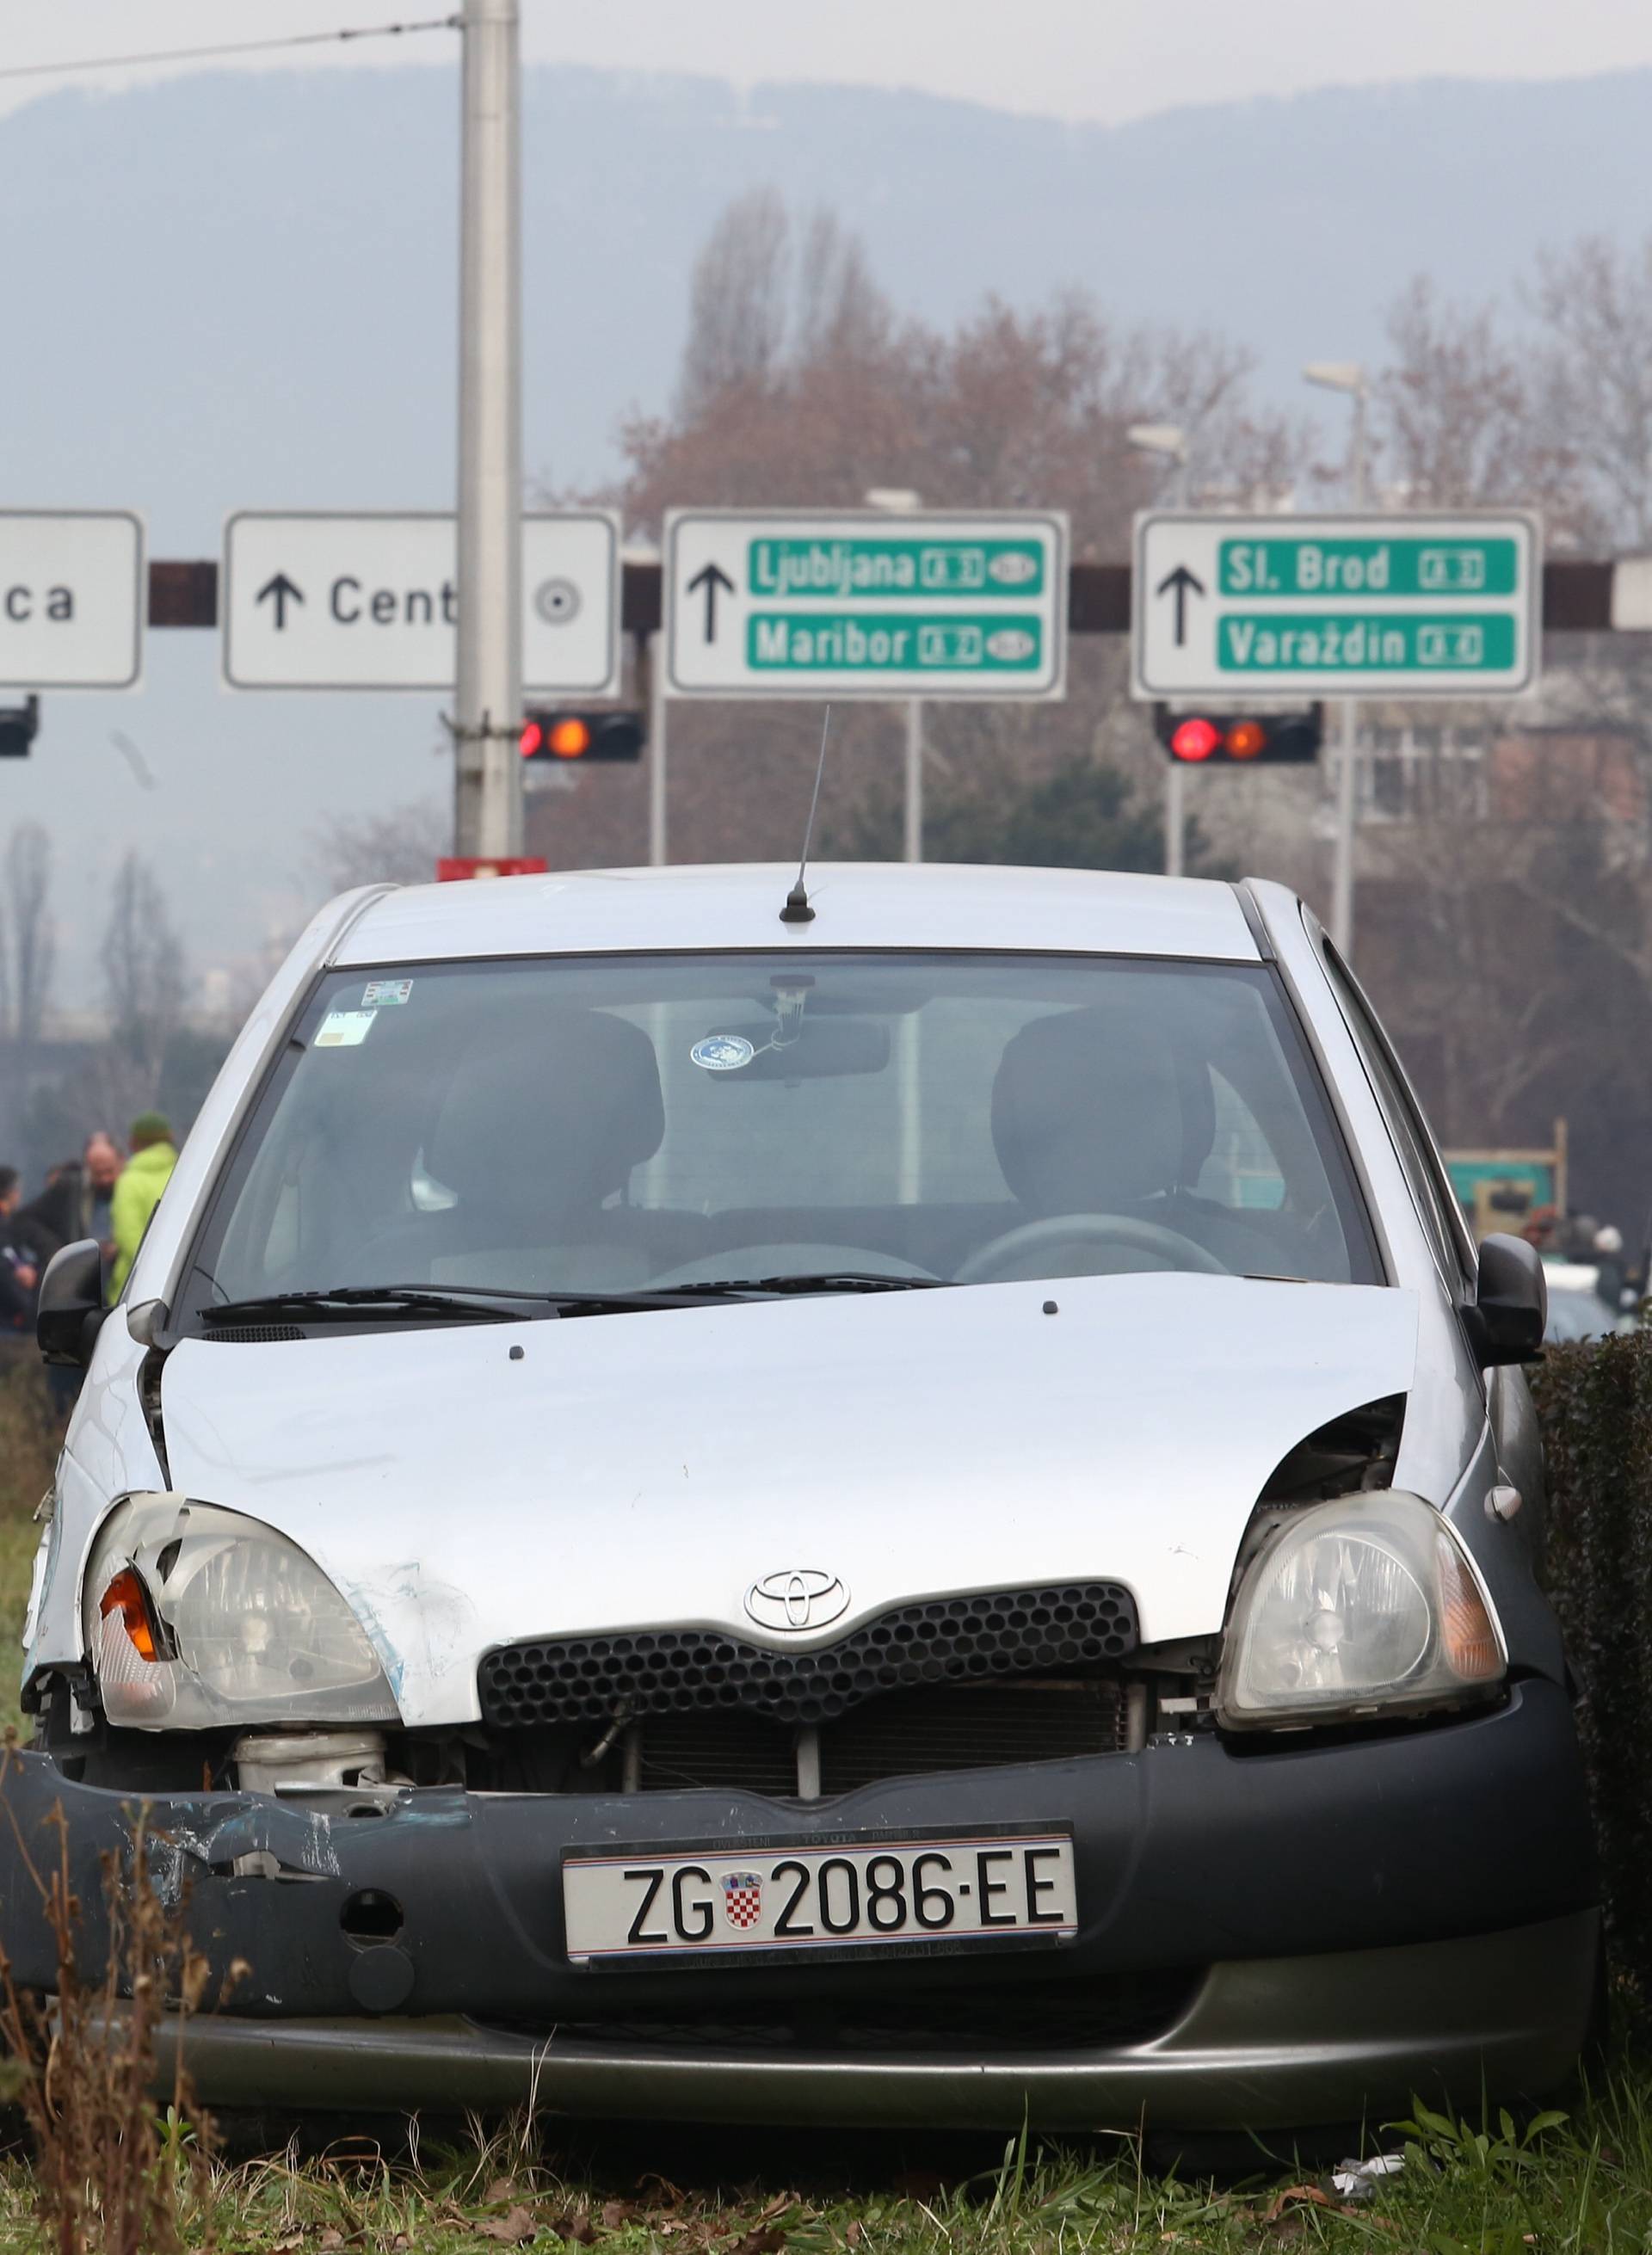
[{"x1": 0, "y1": 1679, "x2": 1599, "y2": 2129}]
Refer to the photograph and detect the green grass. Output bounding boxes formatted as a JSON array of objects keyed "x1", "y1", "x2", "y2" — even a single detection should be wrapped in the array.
[
  {"x1": 0, "y1": 1365, "x2": 1643, "y2": 2248},
  {"x1": 2, "y1": 2086, "x2": 1652, "y2": 2254}
]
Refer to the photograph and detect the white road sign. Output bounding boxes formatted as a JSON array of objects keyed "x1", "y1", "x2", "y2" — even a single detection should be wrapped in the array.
[
  {"x1": 664, "y1": 509, "x2": 1069, "y2": 699},
  {"x1": 1132, "y1": 511, "x2": 1542, "y2": 699},
  {"x1": 223, "y1": 511, "x2": 621, "y2": 693},
  {"x1": 0, "y1": 512, "x2": 144, "y2": 688}
]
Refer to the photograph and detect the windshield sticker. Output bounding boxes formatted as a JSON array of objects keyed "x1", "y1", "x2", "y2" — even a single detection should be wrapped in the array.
[
  {"x1": 362, "y1": 979, "x2": 413, "y2": 1007},
  {"x1": 315, "y1": 1009, "x2": 377, "y2": 1049},
  {"x1": 690, "y1": 1033, "x2": 755, "y2": 1072}
]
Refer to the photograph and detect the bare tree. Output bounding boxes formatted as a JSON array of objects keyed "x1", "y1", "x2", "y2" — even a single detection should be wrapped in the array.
[
  {"x1": 6, "y1": 824, "x2": 54, "y2": 1055},
  {"x1": 102, "y1": 851, "x2": 186, "y2": 1118},
  {"x1": 1533, "y1": 236, "x2": 1652, "y2": 547},
  {"x1": 794, "y1": 207, "x2": 889, "y2": 366},
  {"x1": 311, "y1": 801, "x2": 447, "y2": 895},
  {"x1": 675, "y1": 187, "x2": 792, "y2": 420}
]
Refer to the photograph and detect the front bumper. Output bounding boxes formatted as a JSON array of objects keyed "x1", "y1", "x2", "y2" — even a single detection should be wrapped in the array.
[
  {"x1": 0, "y1": 1680, "x2": 1598, "y2": 2128},
  {"x1": 151, "y1": 1911, "x2": 1599, "y2": 2130}
]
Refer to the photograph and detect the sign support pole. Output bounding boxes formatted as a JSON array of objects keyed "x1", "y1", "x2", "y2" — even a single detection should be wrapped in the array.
[
  {"x1": 903, "y1": 699, "x2": 923, "y2": 862},
  {"x1": 1328, "y1": 391, "x2": 1370, "y2": 953},
  {"x1": 453, "y1": 0, "x2": 522, "y2": 860},
  {"x1": 647, "y1": 629, "x2": 668, "y2": 866}
]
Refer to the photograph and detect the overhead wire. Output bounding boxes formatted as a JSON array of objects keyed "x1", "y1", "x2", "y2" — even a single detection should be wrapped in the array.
[{"x1": 0, "y1": 15, "x2": 460, "y2": 86}]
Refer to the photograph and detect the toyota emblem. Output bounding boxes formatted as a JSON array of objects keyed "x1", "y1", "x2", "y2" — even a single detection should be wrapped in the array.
[{"x1": 744, "y1": 1568, "x2": 849, "y2": 1633}]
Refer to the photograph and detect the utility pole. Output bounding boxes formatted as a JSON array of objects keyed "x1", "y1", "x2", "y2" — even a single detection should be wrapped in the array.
[
  {"x1": 1304, "y1": 360, "x2": 1370, "y2": 954},
  {"x1": 1126, "y1": 424, "x2": 1190, "y2": 876},
  {"x1": 453, "y1": 0, "x2": 522, "y2": 859},
  {"x1": 866, "y1": 487, "x2": 925, "y2": 862}
]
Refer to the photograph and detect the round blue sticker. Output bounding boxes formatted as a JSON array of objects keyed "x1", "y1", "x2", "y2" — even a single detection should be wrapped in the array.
[{"x1": 691, "y1": 1033, "x2": 755, "y2": 1072}]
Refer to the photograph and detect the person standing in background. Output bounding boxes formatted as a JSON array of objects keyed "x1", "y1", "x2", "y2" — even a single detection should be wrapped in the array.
[
  {"x1": 0, "y1": 1168, "x2": 41, "y2": 1333},
  {"x1": 109, "y1": 1114, "x2": 177, "y2": 1300},
  {"x1": 81, "y1": 1131, "x2": 123, "y2": 1262}
]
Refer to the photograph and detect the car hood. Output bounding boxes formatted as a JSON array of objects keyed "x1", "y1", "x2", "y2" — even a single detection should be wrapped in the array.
[{"x1": 159, "y1": 1272, "x2": 1419, "y2": 1728}]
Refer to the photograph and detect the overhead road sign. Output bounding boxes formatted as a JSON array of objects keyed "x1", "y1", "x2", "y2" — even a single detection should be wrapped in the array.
[
  {"x1": 0, "y1": 512, "x2": 144, "y2": 688},
  {"x1": 222, "y1": 512, "x2": 621, "y2": 693},
  {"x1": 663, "y1": 509, "x2": 1069, "y2": 699},
  {"x1": 1131, "y1": 512, "x2": 1541, "y2": 699}
]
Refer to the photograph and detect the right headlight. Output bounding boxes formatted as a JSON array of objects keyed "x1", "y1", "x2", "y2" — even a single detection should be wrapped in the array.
[
  {"x1": 84, "y1": 1495, "x2": 399, "y2": 1731},
  {"x1": 1216, "y1": 1491, "x2": 1505, "y2": 1729}
]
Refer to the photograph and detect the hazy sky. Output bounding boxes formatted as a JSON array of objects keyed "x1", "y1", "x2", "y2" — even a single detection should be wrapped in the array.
[{"x1": 6, "y1": 0, "x2": 1652, "y2": 126}]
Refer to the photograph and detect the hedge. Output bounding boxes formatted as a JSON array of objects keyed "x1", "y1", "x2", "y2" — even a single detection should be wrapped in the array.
[{"x1": 1532, "y1": 1331, "x2": 1652, "y2": 2001}]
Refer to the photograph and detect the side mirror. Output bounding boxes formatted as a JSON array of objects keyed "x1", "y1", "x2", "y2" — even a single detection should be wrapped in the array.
[
  {"x1": 1464, "y1": 1231, "x2": 1547, "y2": 1366},
  {"x1": 36, "y1": 1239, "x2": 108, "y2": 1370}
]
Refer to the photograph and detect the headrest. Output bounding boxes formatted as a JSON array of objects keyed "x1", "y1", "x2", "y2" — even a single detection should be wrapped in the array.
[
  {"x1": 428, "y1": 1008, "x2": 664, "y2": 1221},
  {"x1": 990, "y1": 1001, "x2": 1187, "y2": 1215}
]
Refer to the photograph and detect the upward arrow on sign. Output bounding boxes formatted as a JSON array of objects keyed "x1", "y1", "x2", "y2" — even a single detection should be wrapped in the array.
[
  {"x1": 1154, "y1": 564, "x2": 1205, "y2": 647},
  {"x1": 687, "y1": 559, "x2": 734, "y2": 642},
  {"x1": 256, "y1": 571, "x2": 305, "y2": 631}
]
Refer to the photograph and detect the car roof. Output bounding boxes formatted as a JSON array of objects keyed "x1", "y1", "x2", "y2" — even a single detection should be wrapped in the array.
[{"x1": 331, "y1": 862, "x2": 1263, "y2": 967}]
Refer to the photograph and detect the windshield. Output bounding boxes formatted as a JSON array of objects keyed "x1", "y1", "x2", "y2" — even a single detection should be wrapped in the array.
[{"x1": 182, "y1": 951, "x2": 1378, "y2": 1321}]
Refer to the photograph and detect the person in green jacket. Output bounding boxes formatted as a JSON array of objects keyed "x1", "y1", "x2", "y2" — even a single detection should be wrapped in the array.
[{"x1": 109, "y1": 1112, "x2": 178, "y2": 1299}]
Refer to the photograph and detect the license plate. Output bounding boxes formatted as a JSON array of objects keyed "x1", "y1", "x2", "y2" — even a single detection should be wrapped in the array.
[{"x1": 562, "y1": 1826, "x2": 1076, "y2": 1967}]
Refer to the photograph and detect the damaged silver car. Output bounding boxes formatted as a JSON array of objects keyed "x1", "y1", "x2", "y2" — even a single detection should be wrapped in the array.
[{"x1": 8, "y1": 862, "x2": 1596, "y2": 2129}]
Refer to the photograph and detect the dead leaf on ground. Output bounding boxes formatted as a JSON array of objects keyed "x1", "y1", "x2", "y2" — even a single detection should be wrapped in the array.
[
  {"x1": 474, "y1": 2206, "x2": 540, "y2": 2246},
  {"x1": 726, "y1": 2229, "x2": 786, "y2": 2255},
  {"x1": 1261, "y1": 2187, "x2": 1335, "y2": 2227}
]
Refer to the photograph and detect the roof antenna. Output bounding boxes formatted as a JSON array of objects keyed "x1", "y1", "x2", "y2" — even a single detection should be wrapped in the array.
[{"x1": 780, "y1": 705, "x2": 831, "y2": 924}]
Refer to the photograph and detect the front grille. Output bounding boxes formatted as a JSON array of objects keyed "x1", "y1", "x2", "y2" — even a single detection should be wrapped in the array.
[
  {"x1": 628, "y1": 1679, "x2": 1127, "y2": 1797},
  {"x1": 478, "y1": 1968, "x2": 1199, "y2": 2056},
  {"x1": 478, "y1": 1582, "x2": 1138, "y2": 1732},
  {"x1": 821, "y1": 1679, "x2": 1126, "y2": 1792}
]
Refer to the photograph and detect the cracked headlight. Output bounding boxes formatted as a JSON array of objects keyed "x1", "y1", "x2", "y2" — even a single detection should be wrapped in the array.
[
  {"x1": 1216, "y1": 1491, "x2": 1505, "y2": 1729},
  {"x1": 84, "y1": 1496, "x2": 398, "y2": 1730}
]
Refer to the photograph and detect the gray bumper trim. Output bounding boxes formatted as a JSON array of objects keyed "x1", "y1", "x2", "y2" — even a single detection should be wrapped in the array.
[{"x1": 157, "y1": 1910, "x2": 1599, "y2": 2131}]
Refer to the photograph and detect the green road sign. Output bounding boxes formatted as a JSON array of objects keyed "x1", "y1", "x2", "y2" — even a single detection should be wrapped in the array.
[
  {"x1": 665, "y1": 510, "x2": 1068, "y2": 699},
  {"x1": 746, "y1": 612, "x2": 1044, "y2": 674},
  {"x1": 1131, "y1": 511, "x2": 1541, "y2": 699}
]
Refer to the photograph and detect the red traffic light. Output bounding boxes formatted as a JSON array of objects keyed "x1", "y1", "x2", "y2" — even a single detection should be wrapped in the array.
[
  {"x1": 1169, "y1": 716, "x2": 1220, "y2": 762},
  {"x1": 1154, "y1": 705, "x2": 1322, "y2": 767},
  {"x1": 520, "y1": 709, "x2": 645, "y2": 763}
]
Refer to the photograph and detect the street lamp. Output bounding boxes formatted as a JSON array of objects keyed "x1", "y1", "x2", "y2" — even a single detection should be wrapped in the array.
[
  {"x1": 1303, "y1": 360, "x2": 1371, "y2": 952},
  {"x1": 1128, "y1": 424, "x2": 1191, "y2": 878}
]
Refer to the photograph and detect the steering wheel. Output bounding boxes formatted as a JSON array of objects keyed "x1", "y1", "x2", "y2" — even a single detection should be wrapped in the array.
[{"x1": 954, "y1": 1213, "x2": 1229, "y2": 1286}]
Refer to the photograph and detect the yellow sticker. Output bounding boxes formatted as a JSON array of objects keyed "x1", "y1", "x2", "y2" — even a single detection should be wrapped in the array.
[{"x1": 315, "y1": 1009, "x2": 376, "y2": 1049}]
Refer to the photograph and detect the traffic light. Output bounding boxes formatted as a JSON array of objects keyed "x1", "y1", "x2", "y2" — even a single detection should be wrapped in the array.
[
  {"x1": 1153, "y1": 705, "x2": 1322, "y2": 766},
  {"x1": 0, "y1": 696, "x2": 39, "y2": 759},
  {"x1": 519, "y1": 709, "x2": 646, "y2": 762}
]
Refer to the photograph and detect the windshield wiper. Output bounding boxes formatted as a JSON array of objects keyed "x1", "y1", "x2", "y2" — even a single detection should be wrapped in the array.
[
  {"x1": 199, "y1": 1279, "x2": 773, "y2": 1328},
  {"x1": 201, "y1": 1285, "x2": 532, "y2": 1326},
  {"x1": 198, "y1": 1272, "x2": 940, "y2": 1331},
  {"x1": 719, "y1": 1271, "x2": 946, "y2": 1295}
]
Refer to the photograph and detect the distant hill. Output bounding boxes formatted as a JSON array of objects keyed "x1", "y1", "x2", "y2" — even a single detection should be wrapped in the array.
[{"x1": 1, "y1": 59, "x2": 1650, "y2": 1003}]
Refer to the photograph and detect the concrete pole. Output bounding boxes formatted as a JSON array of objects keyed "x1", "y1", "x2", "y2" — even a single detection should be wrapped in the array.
[
  {"x1": 1163, "y1": 448, "x2": 1191, "y2": 878},
  {"x1": 903, "y1": 699, "x2": 923, "y2": 862},
  {"x1": 1328, "y1": 383, "x2": 1369, "y2": 954},
  {"x1": 1164, "y1": 763, "x2": 1186, "y2": 878},
  {"x1": 453, "y1": 0, "x2": 522, "y2": 859},
  {"x1": 647, "y1": 629, "x2": 668, "y2": 866}
]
